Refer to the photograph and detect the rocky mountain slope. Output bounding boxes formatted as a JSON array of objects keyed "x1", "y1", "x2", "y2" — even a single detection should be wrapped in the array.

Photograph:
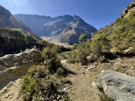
[
  {"x1": 15, "y1": 14, "x2": 97, "y2": 45},
  {"x1": 67, "y1": 0, "x2": 135, "y2": 64},
  {"x1": 0, "y1": 5, "x2": 40, "y2": 39}
]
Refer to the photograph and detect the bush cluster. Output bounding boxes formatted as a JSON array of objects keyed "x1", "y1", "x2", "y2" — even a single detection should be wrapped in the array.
[{"x1": 21, "y1": 46, "x2": 68, "y2": 101}]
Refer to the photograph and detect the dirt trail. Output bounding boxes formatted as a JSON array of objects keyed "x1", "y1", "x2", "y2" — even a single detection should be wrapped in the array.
[
  {"x1": 0, "y1": 79, "x2": 23, "y2": 101},
  {"x1": 61, "y1": 60, "x2": 102, "y2": 101}
]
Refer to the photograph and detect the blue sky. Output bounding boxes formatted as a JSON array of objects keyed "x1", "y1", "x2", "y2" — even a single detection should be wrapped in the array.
[{"x1": 0, "y1": 0, "x2": 133, "y2": 29}]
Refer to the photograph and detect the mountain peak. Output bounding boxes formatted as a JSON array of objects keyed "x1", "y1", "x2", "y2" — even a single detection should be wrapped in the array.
[
  {"x1": 73, "y1": 15, "x2": 81, "y2": 19},
  {"x1": 0, "y1": 5, "x2": 11, "y2": 16},
  {"x1": 15, "y1": 14, "x2": 97, "y2": 45}
]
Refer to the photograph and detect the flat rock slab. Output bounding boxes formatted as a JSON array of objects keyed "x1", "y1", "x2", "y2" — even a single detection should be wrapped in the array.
[{"x1": 97, "y1": 70, "x2": 135, "y2": 101}]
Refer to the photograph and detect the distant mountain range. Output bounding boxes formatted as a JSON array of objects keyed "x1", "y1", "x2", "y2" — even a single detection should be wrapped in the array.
[
  {"x1": 0, "y1": 5, "x2": 40, "y2": 39},
  {"x1": 15, "y1": 14, "x2": 97, "y2": 45}
]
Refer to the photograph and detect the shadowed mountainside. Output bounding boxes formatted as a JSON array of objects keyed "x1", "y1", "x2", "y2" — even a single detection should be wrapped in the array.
[{"x1": 0, "y1": 5, "x2": 40, "y2": 39}]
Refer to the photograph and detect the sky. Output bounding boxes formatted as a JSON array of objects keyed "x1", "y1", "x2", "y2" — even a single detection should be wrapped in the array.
[{"x1": 0, "y1": 0, "x2": 133, "y2": 29}]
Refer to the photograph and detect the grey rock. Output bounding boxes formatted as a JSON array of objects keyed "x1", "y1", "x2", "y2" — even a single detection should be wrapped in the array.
[
  {"x1": 97, "y1": 70, "x2": 135, "y2": 101},
  {"x1": 0, "y1": 48, "x2": 43, "y2": 89},
  {"x1": 57, "y1": 95, "x2": 61, "y2": 100}
]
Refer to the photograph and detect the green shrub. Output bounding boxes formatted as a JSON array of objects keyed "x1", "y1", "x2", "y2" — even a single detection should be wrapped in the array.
[
  {"x1": 11, "y1": 28, "x2": 25, "y2": 39},
  {"x1": 24, "y1": 34, "x2": 37, "y2": 44},
  {"x1": 0, "y1": 28, "x2": 25, "y2": 39},
  {"x1": 79, "y1": 33, "x2": 87, "y2": 43},
  {"x1": 44, "y1": 58, "x2": 62, "y2": 73},
  {"x1": 57, "y1": 67, "x2": 65, "y2": 76},
  {"x1": 21, "y1": 45, "x2": 69, "y2": 101},
  {"x1": 21, "y1": 63, "x2": 69, "y2": 101},
  {"x1": 21, "y1": 66, "x2": 58, "y2": 101},
  {"x1": 43, "y1": 46, "x2": 62, "y2": 73},
  {"x1": 98, "y1": 56, "x2": 106, "y2": 63}
]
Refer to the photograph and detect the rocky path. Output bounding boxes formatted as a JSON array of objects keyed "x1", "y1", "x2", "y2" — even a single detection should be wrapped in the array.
[
  {"x1": 61, "y1": 60, "x2": 102, "y2": 101},
  {"x1": 0, "y1": 60, "x2": 104, "y2": 101}
]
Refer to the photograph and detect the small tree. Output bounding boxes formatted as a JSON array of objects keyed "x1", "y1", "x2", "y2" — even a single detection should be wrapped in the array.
[{"x1": 79, "y1": 33, "x2": 87, "y2": 43}]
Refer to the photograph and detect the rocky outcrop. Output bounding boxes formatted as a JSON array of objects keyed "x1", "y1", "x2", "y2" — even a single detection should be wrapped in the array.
[
  {"x1": 0, "y1": 48, "x2": 43, "y2": 89},
  {"x1": 123, "y1": 1, "x2": 135, "y2": 18},
  {"x1": 97, "y1": 70, "x2": 135, "y2": 101}
]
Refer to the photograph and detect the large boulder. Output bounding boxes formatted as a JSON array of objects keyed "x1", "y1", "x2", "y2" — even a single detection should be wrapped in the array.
[
  {"x1": 97, "y1": 70, "x2": 135, "y2": 101},
  {"x1": 0, "y1": 48, "x2": 43, "y2": 89}
]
